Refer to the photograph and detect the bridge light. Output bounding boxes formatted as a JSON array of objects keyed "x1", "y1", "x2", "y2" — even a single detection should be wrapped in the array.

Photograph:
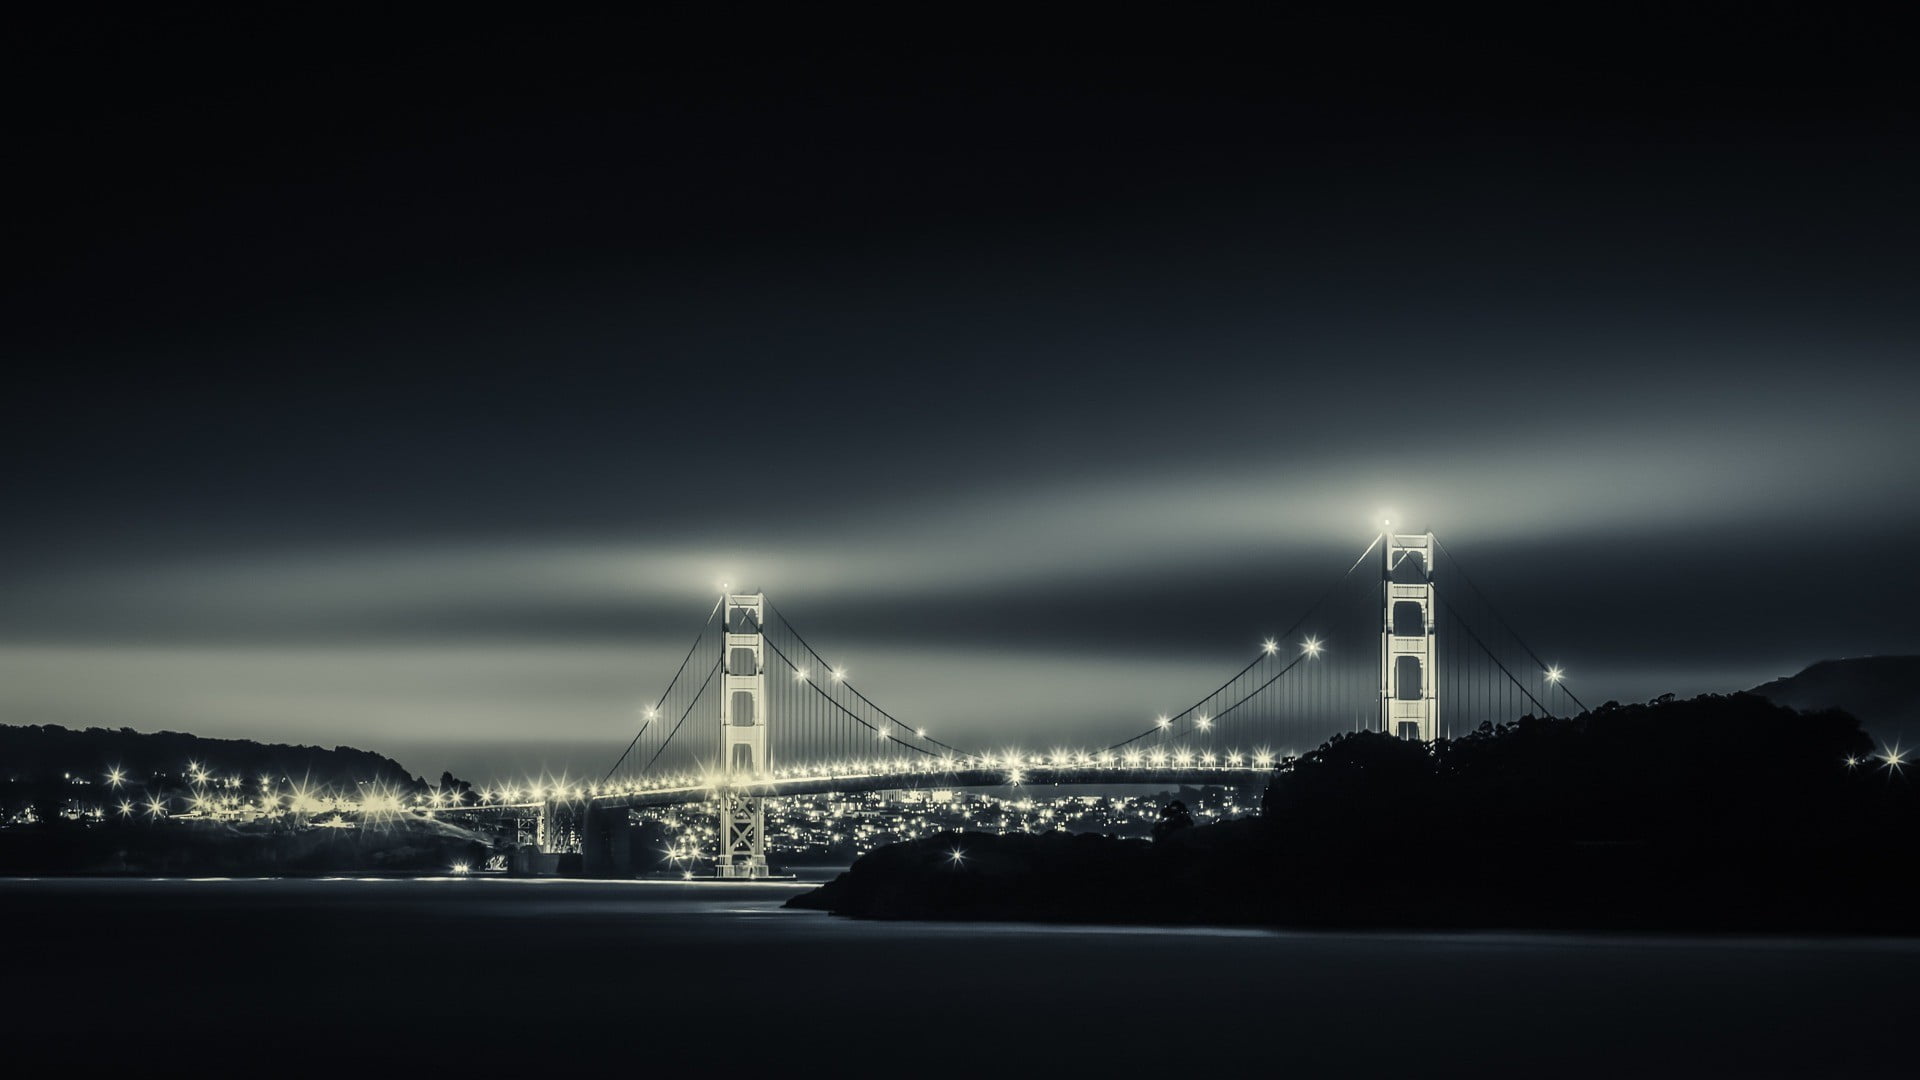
[
  {"x1": 794, "y1": 667, "x2": 809, "y2": 682},
  {"x1": 1302, "y1": 636, "x2": 1323, "y2": 658},
  {"x1": 1545, "y1": 666, "x2": 1565, "y2": 684},
  {"x1": 1263, "y1": 639, "x2": 1278, "y2": 655},
  {"x1": 117, "y1": 800, "x2": 133, "y2": 817},
  {"x1": 107, "y1": 767, "x2": 124, "y2": 787},
  {"x1": 1156, "y1": 715, "x2": 1171, "y2": 729},
  {"x1": 1196, "y1": 715, "x2": 1212, "y2": 731},
  {"x1": 916, "y1": 728, "x2": 927, "y2": 738}
]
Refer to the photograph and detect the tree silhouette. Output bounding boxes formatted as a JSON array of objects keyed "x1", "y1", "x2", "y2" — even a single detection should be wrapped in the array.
[
  {"x1": 1152, "y1": 799, "x2": 1194, "y2": 842},
  {"x1": 796, "y1": 694, "x2": 1920, "y2": 931}
]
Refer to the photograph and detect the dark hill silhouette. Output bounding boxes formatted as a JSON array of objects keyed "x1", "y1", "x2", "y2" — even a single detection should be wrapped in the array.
[
  {"x1": 1752, "y1": 656, "x2": 1920, "y2": 750},
  {"x1": 0, "y1": 724, "x2": 485, "y2": 874},
  {"x1": 792, "y1": 694, "x2": 1920, "y2": 931},
  {"x1": 0, "y1": 723, "x2": 445, "y2": 793}
]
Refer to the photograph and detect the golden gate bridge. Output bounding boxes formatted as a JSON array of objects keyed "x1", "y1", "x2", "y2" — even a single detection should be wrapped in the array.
[{"x1": 448, "y1": 528, "x2": 1586, "y2": 876}]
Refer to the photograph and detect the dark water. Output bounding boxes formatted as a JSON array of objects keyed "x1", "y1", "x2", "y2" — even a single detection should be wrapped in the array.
[{"x1": 2, "y1": 876, "x2": 1911, "y2": 1076}]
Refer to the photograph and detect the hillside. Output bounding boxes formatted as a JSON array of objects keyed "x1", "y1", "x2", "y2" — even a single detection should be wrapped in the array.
[
  {"x1": 1751, "y1": 656, "x2": 1920, "y2": 749},
  {"x1": 0, "y1": 723, "x2": 438, "y2": 792},
  {"x1": 792, "y1": 694, "x2": 1916, "y2": 931}
]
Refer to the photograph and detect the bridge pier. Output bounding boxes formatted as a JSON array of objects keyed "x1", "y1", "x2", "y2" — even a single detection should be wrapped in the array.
[
  {"x1": 581, "y1": 802, "x2": 636, "y2": 878},
  {"x1": 717, "y1": 789, "x2": 768, "y2": 878},
  {"x1": 536, "y1": 798, "x2": 559, "y2": 853}
]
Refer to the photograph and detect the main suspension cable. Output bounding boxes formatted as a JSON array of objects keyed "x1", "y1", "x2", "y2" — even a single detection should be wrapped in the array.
[
  {"x1": 639, "y1": 656, "x2": 723, "y2": 775},
  {"x1": 1108, "y1": 532, "x2": 1383, "y2": 750},
  {"x1": 1437, "y1": 595, "x2": 1556, "y2": 720},
  {"x1": 1432, "y1": 536, "x2": 1590, "y2": 713},
  {"x1": 604, "y1": 596, "x2": 724, "y2": 781},
  {"x1": 763, "y1": 604, "x2": 968, "y2": 756},
  {"x1": 755, "y1": 624, "x2": 940, "y2": 759}
]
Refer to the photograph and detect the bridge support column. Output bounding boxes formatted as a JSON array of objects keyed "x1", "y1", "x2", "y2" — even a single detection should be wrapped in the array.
[
  {"x1": 581, "y1": 802, "x2": 635, "y2": 878},
  {"x1": 718, "y1": 789, "x2": 767, "y2": 878},
  {"x1": 718, "y1": 593, "x2": 770, "y2": 878},
  {"x1": 1381, "y1": 531, "x2": 1439, "y2": 741},
  {"x1": 536, "y1": 799, "x2": 560, "y2": 853}
]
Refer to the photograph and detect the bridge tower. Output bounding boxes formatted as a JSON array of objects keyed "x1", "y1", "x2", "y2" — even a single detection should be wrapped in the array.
[
  {"x1": 1380, "y1": 530, "x2": 1439, "y2": 740},
  {"x1": 718, "y1": 592, "x2": 770, "y2": 878}
]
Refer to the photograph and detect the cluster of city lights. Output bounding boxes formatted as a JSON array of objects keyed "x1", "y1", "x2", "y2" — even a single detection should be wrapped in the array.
[{"x1": 621, "y1": 786, "x2": 1246, "y2": 867}]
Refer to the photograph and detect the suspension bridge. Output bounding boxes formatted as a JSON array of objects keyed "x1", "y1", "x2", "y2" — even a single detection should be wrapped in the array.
[{"x1": 448, "y1": 529, "x2": 1587, "y2": 877}]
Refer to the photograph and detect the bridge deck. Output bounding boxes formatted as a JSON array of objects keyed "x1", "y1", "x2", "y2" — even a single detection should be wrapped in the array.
[{"x1": 438, "y1": 765, "x2": 1271, "y2": 814}]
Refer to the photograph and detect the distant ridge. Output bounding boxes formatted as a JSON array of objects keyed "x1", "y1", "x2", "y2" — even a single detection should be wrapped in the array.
[
  {"x1": 0, "y1": 723, "x2": 441, "y2": 791},
  {"x1": 1751, "y1": 656, "x2": 1920, "y2": 749}
]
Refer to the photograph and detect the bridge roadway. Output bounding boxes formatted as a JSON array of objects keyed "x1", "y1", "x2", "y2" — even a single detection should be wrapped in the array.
[{"x1": 435, "y1": 764, "x2": 1275, "y2": 816}]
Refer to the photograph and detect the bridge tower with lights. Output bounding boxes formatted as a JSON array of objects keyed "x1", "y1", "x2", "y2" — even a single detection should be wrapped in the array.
[
  {"x1": 1380, "y1": 530, "x2": 1439, "y2": 740},
  {"x1": 718, "y1": 592, "x2": 771, "y2": 878}
]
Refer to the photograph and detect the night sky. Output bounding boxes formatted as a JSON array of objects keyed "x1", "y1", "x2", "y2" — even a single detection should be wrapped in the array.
[{"x1": 5, "y1": 12, "x2": 1915, "y2": 780}]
